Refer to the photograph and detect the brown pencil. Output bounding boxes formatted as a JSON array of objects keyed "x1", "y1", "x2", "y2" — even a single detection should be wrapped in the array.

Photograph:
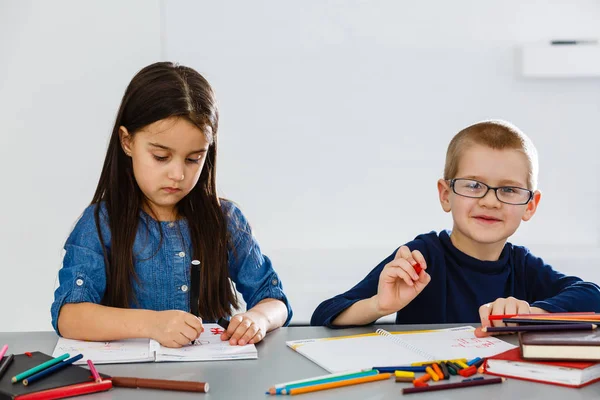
[
  {"x1": 402, "y1": 377, "x2": 505, "y2": 394},
  {"x1": 111, "y1": 377, "x2": 209, "y2": 393}
]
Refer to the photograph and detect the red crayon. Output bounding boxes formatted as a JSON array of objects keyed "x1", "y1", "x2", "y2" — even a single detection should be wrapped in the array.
[{"x1": 413, "y1": 263, "x2": 422, "y2": 275}]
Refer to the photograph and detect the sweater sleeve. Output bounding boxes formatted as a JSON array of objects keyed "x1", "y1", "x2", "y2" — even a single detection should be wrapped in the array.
[{"x1": 524, "y1": 251, "x2": 600, "y2": 312}]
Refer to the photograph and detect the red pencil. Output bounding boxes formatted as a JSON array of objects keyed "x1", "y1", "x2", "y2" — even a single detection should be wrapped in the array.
[
  {"x1": 488, "y1": 312, "x2": 596, "y2": 321},
  {"x1": 14, "y1": 380, "x2": 112, "y2": 400}
]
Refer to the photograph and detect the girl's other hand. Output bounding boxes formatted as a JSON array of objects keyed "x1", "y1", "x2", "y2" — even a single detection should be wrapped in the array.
[{"x1": 220, "y1": 311, "x2": 268, "y2": 346}]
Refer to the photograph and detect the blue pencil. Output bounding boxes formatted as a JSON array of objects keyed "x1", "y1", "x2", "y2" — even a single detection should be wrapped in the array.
[{"x1": 23, "y1": 354, "x2": 84, "y2": 386}]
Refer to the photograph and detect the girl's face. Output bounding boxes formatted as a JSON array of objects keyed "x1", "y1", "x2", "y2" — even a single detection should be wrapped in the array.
[
  {"x1": 437, "y1": 144, "x2": 541, "y2": 260},
  {"x1": 120, "y1": 117, "x2": 210, "y2": 221}
]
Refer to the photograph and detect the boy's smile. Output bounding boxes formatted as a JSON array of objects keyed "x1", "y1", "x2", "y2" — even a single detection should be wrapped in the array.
[{"x1": 438, "y1": 144, "x2": 541, "y2": 261}]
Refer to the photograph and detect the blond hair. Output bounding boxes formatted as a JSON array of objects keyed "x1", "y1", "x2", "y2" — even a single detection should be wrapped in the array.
[{"x1": 444, "y1": 120, "x2": 538, "y2": 190}]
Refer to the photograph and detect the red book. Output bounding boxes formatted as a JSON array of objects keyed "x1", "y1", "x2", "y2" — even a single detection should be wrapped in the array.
[{"x1": 483, "y1": 348, "x2": 600, "y2": 388}]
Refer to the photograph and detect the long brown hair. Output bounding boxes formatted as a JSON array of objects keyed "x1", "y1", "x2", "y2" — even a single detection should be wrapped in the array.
[{"x1": 92, "y1": 62, "x2": 237, "y2": 320}]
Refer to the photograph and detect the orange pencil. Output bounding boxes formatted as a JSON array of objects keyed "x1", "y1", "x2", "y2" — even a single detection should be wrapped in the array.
[
  {"x1": 488, "y1": 312, "x2": 596, "y2": 321},
  {"x1": 288, "y1": 373, "x2": 391, "y2": 395}
]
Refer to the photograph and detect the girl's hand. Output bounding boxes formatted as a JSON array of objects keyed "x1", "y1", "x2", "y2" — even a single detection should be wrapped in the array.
[
  {"x1": 475, "y1": 297, "x2": 548, "y2": 337},
  {"x1": 149, "y1": 310, "x2": 204, "y2": 348},
  {"x1": 220, "y1": 311, "x2": 268, "y2": 346},
  {"x1": 374, "y1": 246, "x2": 431, "y2": 316}
]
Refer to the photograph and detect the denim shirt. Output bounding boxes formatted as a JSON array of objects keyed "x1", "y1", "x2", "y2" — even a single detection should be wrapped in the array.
[{"x1": 51, "y1": 201, "x2": 292, "y2": 334}]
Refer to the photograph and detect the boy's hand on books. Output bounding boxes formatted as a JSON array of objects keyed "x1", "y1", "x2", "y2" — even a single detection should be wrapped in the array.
[
  {"x1": 375, "y1": 246, "x2": 431, "y2": 316},
  {"x1": 220, "y1": 311, "x2": 268, "y2": 346},
  {"x1": 475, "y1": 298, "x2": 547, "y2": 337},
  {"x1": 150, "y1": 310, "x2": 204, "y2": 348}
]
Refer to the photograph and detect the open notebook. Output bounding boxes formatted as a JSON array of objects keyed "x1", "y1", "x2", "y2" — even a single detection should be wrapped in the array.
[
  {"x1": 286, "y1": 326, "x2": 516, "y2": 373},
  {"x1": 52, "y1": 323, "x2": 257, "y2": 364}
]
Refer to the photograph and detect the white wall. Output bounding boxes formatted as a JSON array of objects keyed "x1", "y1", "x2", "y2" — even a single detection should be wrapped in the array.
[
  {"x1": 164, "y1": 0, "x2": 600, "y2": 323},
  {"x1": 2, "y1": 1, "x2": 600, "y2": 331},
  {"x1": 0, "y1": 0, "x2": 162, "y2": 331}
]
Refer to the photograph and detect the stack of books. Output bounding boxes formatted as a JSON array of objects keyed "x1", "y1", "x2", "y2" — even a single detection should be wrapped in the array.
[{"x1": 483, "y1": 312, "x2": 600, "y2": 388}]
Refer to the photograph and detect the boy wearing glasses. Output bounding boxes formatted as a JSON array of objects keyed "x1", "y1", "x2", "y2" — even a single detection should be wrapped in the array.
[{"x1": 311, "y1": 120, "x2": 600, "y2": 331}]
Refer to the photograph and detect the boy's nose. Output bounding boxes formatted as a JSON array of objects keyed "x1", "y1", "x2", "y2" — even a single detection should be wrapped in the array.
[{"x1": 479, "y1": 189, "x2": 500, "y2": 207}]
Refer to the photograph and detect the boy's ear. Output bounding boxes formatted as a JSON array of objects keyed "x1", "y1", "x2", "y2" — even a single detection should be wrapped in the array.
[
  {"x1": 522, "y1": 190, "x2": 541, "y2": 222},
  {"x1": 438, "y1": 179, "x2": 452, "y2": 213},
  {"x1": 119, "y1": 126, "x2": 132, "y2": 156}
]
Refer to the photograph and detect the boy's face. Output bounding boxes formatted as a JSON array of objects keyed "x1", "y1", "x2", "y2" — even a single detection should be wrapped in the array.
[
  {"x1": 438, "y1": 144, "x2": 541, "y2": 258},
  {"x1": 119, "y1": 117, "x2": 210, "y2": 221}
]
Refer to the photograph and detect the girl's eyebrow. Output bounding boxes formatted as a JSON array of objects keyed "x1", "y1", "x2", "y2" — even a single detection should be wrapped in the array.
[{"x1": 148, "y1": 142, "x2": 208, "y2": 154}]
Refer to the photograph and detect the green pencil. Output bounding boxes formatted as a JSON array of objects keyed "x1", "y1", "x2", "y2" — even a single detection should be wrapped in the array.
[{"x1": 11, "y1": 353, "x2": 70, "y2": 383}]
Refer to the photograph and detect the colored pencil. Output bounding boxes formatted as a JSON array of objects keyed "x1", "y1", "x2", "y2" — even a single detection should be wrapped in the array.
[
  {"x1": 269, "y1": 368, "x2": 373, "y2": 389},
  {"x1": 482, "y1": 323, "x2": 596, "y2": 333},
  {"x1": 12, "y1": 353, "x2": 70, "y2": 383},
  {"x1": 14, "y1": 380, "x2": 112, "y2": 400},
  {"x1": 502, "y1": 317, "x2": 600, "y2": 325},
  {"x1": 287, "y1": 373, "x2": 392, "y2": 395},
  {"x1": 0, "y1": 354, "x2": 15, "y2": 380},
  {"x1": 0, "y1": 345, "x2": 8, "y2": 360},
  {"x1": 269, "y1": 370, "x2": 378, "y2": 395},
  {"x1": 87, "y1": 359, "x2": 102, "y2": 383},
  {"x1": 23, "y1": 354, "x2": 84, "y2": 386},
  {"x1": 488, "y1": 312, "x2": 596, "y2": 321},
  {"x1": 111, "y1": 377, "x2": 209, "y2": 393},
  {"x1": 402, "y1": 377, "x2": 504, "y2": 394}
]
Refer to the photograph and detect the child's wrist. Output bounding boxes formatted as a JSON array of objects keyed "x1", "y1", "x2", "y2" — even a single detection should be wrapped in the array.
[
  {"x1": 141, "y1": 310, "x2": 159, "y2": 339},
  {"x1": 369, "y1": 295, "x2": 390, "y2": 319}
]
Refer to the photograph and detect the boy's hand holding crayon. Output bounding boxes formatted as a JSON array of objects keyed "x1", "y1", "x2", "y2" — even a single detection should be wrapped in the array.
[
  {"x1": 150, "y1": 310, "x2": 204, "y2": 348},
  {"x1": 375, "y1": 246, "x2": 431, "y2": 316}
]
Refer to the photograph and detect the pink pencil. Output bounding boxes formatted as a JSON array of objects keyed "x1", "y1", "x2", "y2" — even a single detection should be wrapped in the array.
[
  {"x1": 0, "y1": 345, "x2": 8, "y2": 360},
  {"x1": 87, "y1": 359, "x2": 102, "y2": 383}
]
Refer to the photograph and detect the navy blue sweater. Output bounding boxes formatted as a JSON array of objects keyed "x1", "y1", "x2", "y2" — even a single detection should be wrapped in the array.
[{"x1": 311, "y1": 231, "x2": 600, "y2": 326}]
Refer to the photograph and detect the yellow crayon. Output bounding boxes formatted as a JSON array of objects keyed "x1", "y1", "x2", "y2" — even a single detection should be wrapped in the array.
[
  {"x1": 425, "y1": 366, "x2": 439, "y2": 381},
  {"x1": 395, "y1": 371, "x2": 415, "y2": 379}
]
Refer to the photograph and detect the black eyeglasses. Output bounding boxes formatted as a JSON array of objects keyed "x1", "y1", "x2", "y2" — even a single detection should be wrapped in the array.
[{"x1": 449, "y1": 178, "x2": 533, "y2": 205}]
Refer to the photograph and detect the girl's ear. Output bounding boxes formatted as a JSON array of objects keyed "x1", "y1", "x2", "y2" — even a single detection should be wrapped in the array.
[
  {"x1": 119, "y1": 126, "x2": 132, "y2": 156},
  {"x1": 438, "y1": 179, "x2": 452, "y2": 213}
]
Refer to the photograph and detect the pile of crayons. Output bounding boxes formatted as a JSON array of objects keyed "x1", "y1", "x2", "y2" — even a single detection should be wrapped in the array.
[{"x1": 377, "y1": 357, "x2": 505, "y2": 394}]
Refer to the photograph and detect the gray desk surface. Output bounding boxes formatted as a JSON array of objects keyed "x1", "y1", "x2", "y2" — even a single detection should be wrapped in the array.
[{"x1": 2, "y1": 324, "x2": 599, "y2": 399}]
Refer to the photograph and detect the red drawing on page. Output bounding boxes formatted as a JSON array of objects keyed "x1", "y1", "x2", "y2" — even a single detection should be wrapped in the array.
[{"x1": 210, "y1": 327, "x2": 224, "y2": 335}]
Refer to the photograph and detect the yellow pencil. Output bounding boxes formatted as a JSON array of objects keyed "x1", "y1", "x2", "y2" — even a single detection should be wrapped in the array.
[{"x1": 288, "y1": 373, "x2": 392, "y2": 395}]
